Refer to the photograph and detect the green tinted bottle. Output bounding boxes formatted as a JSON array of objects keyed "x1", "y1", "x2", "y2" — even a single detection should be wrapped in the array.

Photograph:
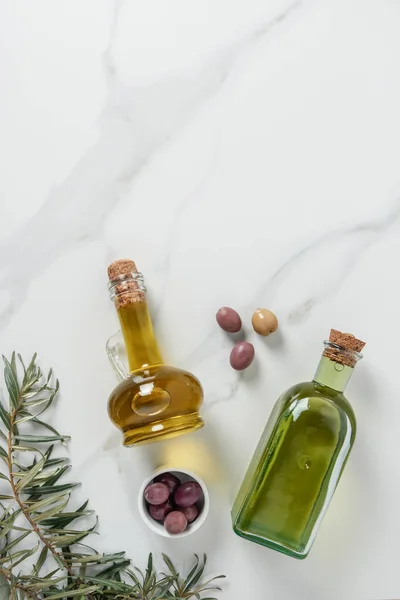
[{"x1": 232, "y1": 329, "x2": 366, "y2": 559}]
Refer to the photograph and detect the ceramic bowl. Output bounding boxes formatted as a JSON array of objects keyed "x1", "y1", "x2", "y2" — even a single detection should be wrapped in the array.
[{"x1": 138, "y1": 468, "x2": 209, "y2": 538}]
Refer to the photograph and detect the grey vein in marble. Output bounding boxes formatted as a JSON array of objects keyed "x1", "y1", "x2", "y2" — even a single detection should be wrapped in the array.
[{"x1": 0, "y1": 0, "x2": 299, "y2": 331}]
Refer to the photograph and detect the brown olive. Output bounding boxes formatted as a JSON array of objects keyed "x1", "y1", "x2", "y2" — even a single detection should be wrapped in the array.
[
  {"x1": 144, "y1": 482, "x2": 170, "y2": 505},
  {"x1": 148, "y1": 501, "x2": 172, "y2": 522},
  {"x1": 182, "y1": 504, "x2": 199, "y2": 523},
  {"x1": 164, "y1": 511, "x2": 188, "y2": 534},
  {"x1": 230, "y1": 341, "x2": 255, "y2": 370},
  {"x1": 174, "y1": 481, "x2": 203, "y2": 507},
  {"x1": 251, "y1": 308, "x2": 278, "y2": 336},
  {"x1": 216, "y1": 307, "x2": 242, "y2": 333},
  {"x1": 153, "y1": 472, "x2": 180, "y2": 493}
]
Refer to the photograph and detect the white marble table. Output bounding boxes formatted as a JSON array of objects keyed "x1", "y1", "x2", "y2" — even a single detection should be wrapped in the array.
[{"x1": 1, "y1": 1, "x2": 400, "y2": 598}]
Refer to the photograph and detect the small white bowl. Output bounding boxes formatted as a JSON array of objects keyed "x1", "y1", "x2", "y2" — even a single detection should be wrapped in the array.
[{"x1": 138, "y1": 468, "x2": 210, "y2": 538}]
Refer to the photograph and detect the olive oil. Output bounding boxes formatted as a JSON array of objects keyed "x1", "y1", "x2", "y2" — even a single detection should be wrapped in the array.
[
  {"x1": 107, "y1": 259, "x2": 204, "y2": 446},
  {"x1": 232, "y1": 330, "x2": 365, "y2": 559}
]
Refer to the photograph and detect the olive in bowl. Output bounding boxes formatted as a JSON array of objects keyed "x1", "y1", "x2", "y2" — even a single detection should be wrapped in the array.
[{"x1": 138, "y1": 469, "x2": 209, "y2": 538}]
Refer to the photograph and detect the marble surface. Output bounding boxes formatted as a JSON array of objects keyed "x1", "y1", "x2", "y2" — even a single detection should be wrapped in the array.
[{"x1": 1, "y1": 0, "x2": 400, "y2": 598}]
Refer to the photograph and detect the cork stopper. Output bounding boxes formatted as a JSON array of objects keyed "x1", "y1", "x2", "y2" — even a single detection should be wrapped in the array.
[
  {"x1": 323, "y1": 329, "x2": 366, "y2": 367},
  {"x1": 107, "y1": 259, "x2": 138, "y2": 281},
  {"x1": 107, "y1": 258, "x2": 145, "y2": 308}
]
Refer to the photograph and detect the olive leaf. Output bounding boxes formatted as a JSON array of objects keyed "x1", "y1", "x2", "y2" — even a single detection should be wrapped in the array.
[
  {"x1": 0, "y1": 353, "x2": 225, "y2": 599},
  {"x1": 0, "y1": 572, "x2": 10, "y2": 600}
]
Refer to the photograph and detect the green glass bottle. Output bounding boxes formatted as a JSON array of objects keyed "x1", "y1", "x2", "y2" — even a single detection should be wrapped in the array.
[{"x1": 231, "y1": 329, "x2": 366, "y2": 559}]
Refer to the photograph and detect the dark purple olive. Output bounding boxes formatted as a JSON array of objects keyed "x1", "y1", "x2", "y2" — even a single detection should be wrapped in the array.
[
  {"x1": 182, "y1": 504, "x2": 199, "y2": 523},
  {"x1": 148, "y1": 500, "x2": 172, "y2": 522},
  {"x1": 164, "y1": 511, "x2": 188, "y2": 534},
  {"x1": 216, "y1": 307, "x2": 242, "y2": 333},
  {"x1": 144, "y1": 482, "x2": 169, "y2": 505},
  {"x1": 174, "y1": 481, "x2": 203, "y2": 508},
  {"x1": 153, "y1": 472, "x2": 181, "y2": 493},
  {"x1": 229, "y1": 341, "x2": 255, "y2": 371}
]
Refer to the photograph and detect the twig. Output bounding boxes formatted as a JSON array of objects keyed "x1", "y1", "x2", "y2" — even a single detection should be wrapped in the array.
[{"x1": 6, "y1": 400, "x2": 96, "y2": 599}]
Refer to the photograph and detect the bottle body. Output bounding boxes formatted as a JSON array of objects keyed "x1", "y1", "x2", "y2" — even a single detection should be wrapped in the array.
[
  {"x1": 232, "y1": 380, "x2": 356, "y2": 558},
  {"x1": 108, "y1": 364, "x2": 204, "y2": 446},
  {"x1": 107, "y1": 260, "x2": 204, "y2": 446},
  {"x1": 230, "y1": 331, "x2": 366, "y2": 561}
]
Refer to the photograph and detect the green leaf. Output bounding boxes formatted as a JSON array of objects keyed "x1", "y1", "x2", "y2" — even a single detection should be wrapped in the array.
[
  {"x1": 2, "y1": 356, "x2": 20, "y2": 410},
  {"x1": 47, "y1": 529, "x2": 93, "y2": 547},
  {"x1": 193, "y1": 584, "x2": 224, "y2": 594},
  {"x1": 41, "y1": 500, "x2": 91, "y2": 529},
  {"x1": 1, "y1": 531, "x2": 31, "y2": 554},
  {"x1": 183, "y1": 554, "x2": 206, "y2": 592},
  {"x1": 17, "y1": 354, "x2": 26, "y2": 376},
  {"x1": 143, "y1": 552, "x2": 155, "y2": 593},
  {"x1": 20, "y1": 353, "x2": 37, "y2": 390},
  {"x1": 62, "y1": 552, "x2": 102, "y2": 564},
  {"x1": 76, "y1": 575, "x2": 131, "y2": 592},
  {"x1": 25, "y1": 492, "x2": 68, "y2": 513},
  {"x1": 22, "y1": 483, "x2": 78, "y2": 496},
  {"x1": 27, "y1": 575, "x2": 65, "y2": 590},
  {"x1": 43, "y1": 465, "x2": 70, "y2": 487},
  {"x1": 36, "y1": 380, "x2": 59, "y2": 413},
  {"x1": 14, "y1": 412, "x2": 34, "y2": 425},
  {"x1": 37, "y1": 566, "x2": 61, "y2": 579},
  {"x1": 155, "y1": 577, "x2": 174, "y2": 598},
  {"x1": 32, "y1": 546, "x2": 48, "y2": 576},
  {"x1": 0, "y1": 572, "x2": 10, "y2": 600},
  {"x1": 41, "y1": 509, "x2": 93, "y2": 530},
  {"x1": 0, "y1": 401, "x2": 10, "y2": 429},
  {"x1": 96, "y1": 559, "x2": 131, "y2": 580},
  {"x1": 46, "y1": 368, "x2": 53, "y2": 384},
  {"x1": 23, "y1": 397, "x2": 52, "y2": 408},
  {"x1": 31, "y1": 418, "x2": 68, "y2": 445},
  {"x1": 44, "y1": 585, "x2": 100, "y2": 598},
  {"x1": 15, "y1": 455, "x2": 46, "y2": 491},
  {"x1": 0, "y1": 446, "x2": 8, "y2": 460},
  {"x1": 0, "y1": 543, "x2": 38, "y2": 568},
  {"x1": 44, "y1": 457, "x2": 69, "y2": 468},
  {"x1": 163, "y1": 554, "x2": 178, "y2": 577},
  {"x1": 0, "y1": 511, "x2": 18, "y2": 538},
  {"x1": 33, "y1": 496, "x2": 70, "y2": 523},
  {"x1": 11, "y1": 445, "x2": 43, "y2": 457},
  {"x1": 62, "y1": 551, "x2": 126, "y2": 565},
  {"x1": 182, "y1": 554, "x2": 200, "y2": 592},
  {"x1": 14, "y1": 435, "x2": 71, "y2": 444}
]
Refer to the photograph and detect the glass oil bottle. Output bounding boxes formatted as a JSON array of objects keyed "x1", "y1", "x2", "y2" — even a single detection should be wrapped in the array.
[
  {"x1": 232, "y1": 329, "x2": 366, "y2": 559},
  {"x1": 107, "y1": 259, "x2": 204, "y2": 446}
]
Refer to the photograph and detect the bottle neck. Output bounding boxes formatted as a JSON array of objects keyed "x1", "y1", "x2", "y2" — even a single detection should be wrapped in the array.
[
  {"x1": 117, "y1": 300, "x2": 163, "y2": 373},
  {"x1": 313, "y1": 356, "x2": 354, "y2": 393},
  {"x1": 108, "y1": 268, "x2": 163, "y2": 373}
]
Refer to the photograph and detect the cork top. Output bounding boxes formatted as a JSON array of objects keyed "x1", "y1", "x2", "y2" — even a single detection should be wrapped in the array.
[
  {"x1": 107, "y1": 258, "x2": 145, "y2": 309},
  {"x1": 107, "y1": 259, "x2": 138, "y2": 281},
  {"x1": 323, "y1": 329, "x2": 366, "y2": 367}
]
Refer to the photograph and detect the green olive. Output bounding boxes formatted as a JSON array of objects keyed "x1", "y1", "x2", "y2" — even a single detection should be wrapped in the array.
[{"x1": 251, "y1": 308, "x2": 278, "y2": 336}]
